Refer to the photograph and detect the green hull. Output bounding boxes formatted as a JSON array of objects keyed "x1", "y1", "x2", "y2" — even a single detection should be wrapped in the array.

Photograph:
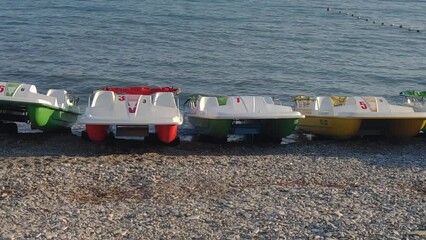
[
  {"x1": 188, "y1": 117, "x2": 232, "y2": 139},
  {"x1": 188, "y1": 117, "x2": 299, "y2": 140},
  {"x1": 27, "y1": 105, "x2": 79, "y2": 130},
  {"x1": 0, "y1": 100, "x2": 79, "y2": 131},
  {"x1": 259, "y1": 118, "x2": 299, "y2": 139}
]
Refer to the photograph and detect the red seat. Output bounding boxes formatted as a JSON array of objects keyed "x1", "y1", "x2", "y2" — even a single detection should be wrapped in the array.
[{"x1": 101, "y1": 86, "x2": 179, "y2": 95}]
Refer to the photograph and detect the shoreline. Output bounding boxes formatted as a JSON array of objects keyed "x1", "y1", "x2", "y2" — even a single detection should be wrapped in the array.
[{"x1": 0, "y1": 133, "x2": 425, "y2": 239}]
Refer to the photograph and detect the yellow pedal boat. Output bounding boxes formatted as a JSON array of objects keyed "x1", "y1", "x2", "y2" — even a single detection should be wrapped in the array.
[{"x1": 293, "y1": 96, "x2": 426, "y2": 139}]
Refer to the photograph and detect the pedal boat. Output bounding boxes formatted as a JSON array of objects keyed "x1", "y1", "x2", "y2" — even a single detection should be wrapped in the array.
[
  {"x1": 400, "y1": 90, "x2": 426, "y2": 112},
  {"x1": 401, "y1": 90, "x2": 426, "y2": 131},
  {"x1": 80, "y1": 86, "x2": 183, "y2": 143},
  {"x1": 185, "y1": 95, "x2": 304, "y2": 141},
  {"x1": 0, "y1": 82, "x2": 80, "y2": 131},
  {"x1": 293, "y1": 95, "x2": 426, "y2": 139}
]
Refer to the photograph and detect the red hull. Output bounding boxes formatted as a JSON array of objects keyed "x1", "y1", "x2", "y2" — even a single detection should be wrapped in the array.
[
  {"x1": 86, "y1": 124, "x2": 109, "y2": 142},
  {"x1": 155, "y1": 125, "x2": 178, "y2": 143}
]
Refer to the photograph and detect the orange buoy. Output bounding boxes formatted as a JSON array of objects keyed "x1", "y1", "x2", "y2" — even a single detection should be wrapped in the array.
[
  {"x1": 86, "y1": 124, "x2": 109, "y2": 142},
  {"x1": 155, "y1": 125, "x2": 178, "y2": 143}
]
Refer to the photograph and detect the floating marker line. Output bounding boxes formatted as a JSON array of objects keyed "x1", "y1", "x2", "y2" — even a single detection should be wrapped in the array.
[{"x1": 326, "y1": 7, "x2": 422, "y2": 34}]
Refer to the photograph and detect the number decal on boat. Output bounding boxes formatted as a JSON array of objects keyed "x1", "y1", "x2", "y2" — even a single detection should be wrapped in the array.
[
  {"x1": 359, "y1": 101, "x2": 368, "y2": 109},
  {"x1": 118, "y1": 96, "x2": 125, "y2": 101},
  {"x1": 0, "y1": 85, "x2": 4, "y2": 93},
  {"x1": 320, "y1": 119, "x2": 328, "y2": 125}
]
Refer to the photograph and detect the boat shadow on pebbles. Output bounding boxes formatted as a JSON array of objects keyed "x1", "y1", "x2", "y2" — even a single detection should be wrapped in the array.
[{"x1": 0, "y1": 131, "x2": 425, "y2": 169}]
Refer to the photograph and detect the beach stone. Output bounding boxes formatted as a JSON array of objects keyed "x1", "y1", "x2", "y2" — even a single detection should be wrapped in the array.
[
  {"x1": 0, "y1": 137, "x2": 425, "y2": 239},
  {"x1": 45, "y1": 232, "x2": 57, "y2": 240},
  {"x1": 186, "y1": 215, "x2": 200, "y2": 220},
  {"x1": 1, "y1": 233, "x2": 15, "y2": 240},
  {"x1": 409, "y1": 230, "x2": 426, "y2": 236}
]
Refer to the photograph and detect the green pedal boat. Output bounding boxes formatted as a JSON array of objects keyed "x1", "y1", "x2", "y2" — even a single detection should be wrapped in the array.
[
  {"x1": 0, "y1": 82, "x2": 80, "y2": 132},
  {"x1": 400, "y1": 90, "x2": 426, "y2": 112},
  {"x1": 401, "y1": 90, "x2": 426, "y2": 131},
  {"x1": 185, "y1": 95, "x2": 304, "y2": 142}
]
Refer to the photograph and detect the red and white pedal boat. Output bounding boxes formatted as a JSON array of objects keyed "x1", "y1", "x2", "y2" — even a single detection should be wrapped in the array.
[{"x1": 80, "y1": 86, "x2": 182, "y2": 143}]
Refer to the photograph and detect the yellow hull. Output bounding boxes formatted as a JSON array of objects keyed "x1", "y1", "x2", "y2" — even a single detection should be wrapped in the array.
[
  {"x1": 299, "y1": 116, "x2": 426, "y2": 139},
  {"x1": 382, "y1": 119, "x2": 426, "y2": 137},
  {"x1": 298, "y1": 116, "x2": 361, "y2": 139}
]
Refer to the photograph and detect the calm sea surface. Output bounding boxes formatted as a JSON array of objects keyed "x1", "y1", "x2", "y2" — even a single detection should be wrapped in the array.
[{"x1": 0, "y1": 0, "x2": 425, "y2": 107}]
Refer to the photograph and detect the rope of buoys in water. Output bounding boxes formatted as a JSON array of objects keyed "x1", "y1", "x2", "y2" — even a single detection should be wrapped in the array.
[{"x1": 326, "y1": 6, "x2": 422, "y2": 33}]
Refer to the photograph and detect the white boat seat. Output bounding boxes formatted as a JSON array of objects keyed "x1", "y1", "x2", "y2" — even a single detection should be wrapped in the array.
[
  {"x1": 317, "y1": 97, "x2": 334, "y2": 115},
  {"x1": 47, "y1": 89, "x2": 67, "y2": 108},
  {"x1": 152, "y1": 92, "x2": 176, "y2": 108},
  {"x1": 199, "y1": 97, "x2": 219, "y2": 112},
  {"x1": 91, "y1": 91, "x2": 115, "y2": 108}
]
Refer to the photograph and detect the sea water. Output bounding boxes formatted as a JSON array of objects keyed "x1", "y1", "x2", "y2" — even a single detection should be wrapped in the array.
[{"x1": 0, "y1": 0, "x2": 425, "y2": 111}]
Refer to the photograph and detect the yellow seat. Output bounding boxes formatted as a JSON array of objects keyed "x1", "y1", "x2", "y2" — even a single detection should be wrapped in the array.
[{"x1": 330, "y1": 96, "x2": 347, "y2": 106}]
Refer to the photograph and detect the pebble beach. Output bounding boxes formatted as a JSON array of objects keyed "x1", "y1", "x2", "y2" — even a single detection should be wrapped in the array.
[{"x1": 0, "y1": 133, "x2": 425, "y2": 239}]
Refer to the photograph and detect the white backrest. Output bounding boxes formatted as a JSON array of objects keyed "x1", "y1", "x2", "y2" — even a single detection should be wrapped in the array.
[
  {"x1": 251, "y1": 96, "x2": 269, "y2": 113},
  {"x1": 263, "y1": 96, "x2": 274, "y2": 104},
  {"x1": 254, "y1": 96, "x2": 268, "y2": 112},
  {"x1": 375, "y1": 97, "x2": 391, "y2": 112},
  {"x1": 12, "y1": 84, "x2": 57, "y2": 106},
  {"x1": 152, "y1": 92, "x2": 176, "y2": 108},
  {"x1": 47, "y1": 89, "x2": 67, "y2": 107},
  {"x1": 316, "y1": 96, "x2": 334, "y2": 115},
  {"x1": 10, "y1": 84, "x2": 38, "y2": 97},
  {"x1": 134, "y1": 95, "x2": 152, "y2": 114},
  {"x1": 199, "y1": 97, "x2": 219, "y2": 112},
  {"x1": 91, "y1": 91, "x2": 115, "y2": 107},
  {"x1": 225, "y1": 96, "x2": 249, "y2": 113}
]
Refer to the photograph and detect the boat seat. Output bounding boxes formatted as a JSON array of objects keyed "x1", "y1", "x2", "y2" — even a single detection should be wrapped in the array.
[
  {"x1": 252, "y1": 97, "x2": 269, "y2": 113},
  {"x1": 363, "y1": 97, "x2": 378, "y2": 112},
  {"x1": 293, "y1": 96, "x2": 315, "y2": 110},
  {"x1": 224, "y1": 96, "x2": 270, "y2": 113},
  {"x1": 91, "y1": 91, "x2": 115, "y2": 107},
  {"x1": 12, "y1": 83, "x2": 56, "y2": 106},
  {"x1": 47, "y1": 89, "x2": 67, "y2": 108},
  {"x1": 400, "y1": 90, "x2": 426, "y2": 99},
  {"x1": 199, "y1": 97, "x2": 219, "y2": 112},
  {"x1": 216, "y1": 96, "x2": 228, "y2": 106},
  {"x1": 317, "y1": 97, "x2": 334, "y2": 115},
  {"x1": 263, "y1": 96, "x2": 274, "y2": 104},
  {"x1": 330, "y1": 96, "x2": 348, "y2": 106},
  {"x1": 225, "y1": 97, "x2": 250, "y2": 113},
  {"x1": 11, "y1": 84, "x2": 38, "y2": 97},
  {"x1": 152, "y1": 92, "x2": 176, "y2": 108}
]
